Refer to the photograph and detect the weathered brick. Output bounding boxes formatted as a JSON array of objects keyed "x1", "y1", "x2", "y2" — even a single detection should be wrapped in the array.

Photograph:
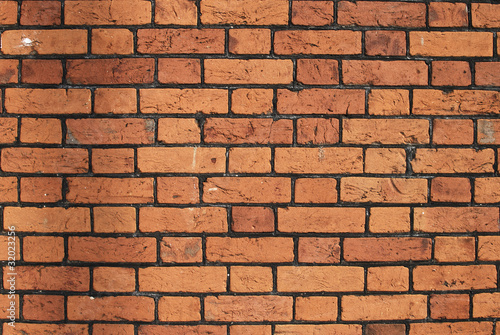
[
  {"x1": 432, "y1": 61, "x2": 471, "y2": 86},
  {"x1": 232, "y1": 89, "x2": 273, "y2": 115},
  {"x1": 68, "y1": 296, "x2": 154, "y2": 321},
  {"x1": 200, "y1": 0, "x2": 288, "y2": 25},
  {"x1": 205, "y1": 296, "x2": 293, "y2": 321},
  {"x1": 156, "y1": 0, "x2": 197, "y2": 25},
  {"x1": 365, "y1": 148, "x2": 406, "y2": 174},
  {"x1": 203, "y1": 177, "x2": 290, "y2": 203},
  {"x1": 298, "y1": 237, "x2": 340, "y2": 264},
  {"x1": 413, "y1": 90, "x2": 500, "y2": 115},
  {"x1": 204, "y1": 118, "x2": 292, "y2": 144},
  {"x1": 297, "y1": 59, "x2": 339, "y2": 85},
  {"x1": 0, "y1": 236, "x2": 19, "y2": 261},
  {"x1": 94, "y1": 324, "x2": 134, "y2": 335},
  {"x1": 1, "y1": 30, "x2": 87, "y2": 55},
  {"x1": 230, "y1": 266, "x2": 273, "y2": 292},
  {"x1": 68, "y1": 237, "x2": 156, "y2": 263},
  {"x1": 344, "y1": 237, "x2": 431, "y2": 262},
  {"x1": 410, "y1": 32, "x2": 493, "y2": 57},
  {"x1": 20, "y1": 177, "x2": 62, "y2": 203},
  {"x1": 229, "y1": 29, "x2": 271, "y2": 54},
  {"x1": 277, "y1": 266, "x2": 364, "y2": 292},
  {"x1": 158, "y1": 296, "x2": 200, "y2": 322},
  {"x1": 412, "y1": 149, "x2": 494, "y2": 174},
  {"x1": 231, "y1": 325, "x2": 272, "y2": 335},
  {"x1": 229, "y1": 148, "x2": 271, "y2": 173},
  {"x1": 6, "y1": 266, "x2": 89, "y2": 291},
  {"x1": 23, "y1": 295, "x2": 64, "y2": 321},
  {"x1": 4, "y1": 207, "x2": 90, "y2": 232},
  {"x1": 433, "y1": 119, "x2": 474, "y2": 145},
  {"x1": 413, "y1": 265, "x2": 497, "y2": 291},
  {"x1": 2, "y1": 148, "x2": 88, "y2": 173},
  {"x1": 22, "y1": 59, "x2": 62, "y2": 84},
  {"x1": 0, "y1": 177, "x2": 16, "y2": 202},
  {"x1": 139, "y1": 267, "x2": 227, "y2": 292},
  {"x1": 368, "y1": 89, "x2": 409, "y2": 115},
  {"x1": 93, "y1": 207, "x2": 136, "y2": 233},
  {"x1": 430, "y1": 294, "x2": 470, "y2": 319},
  {"x1": 435, "y1": 236, "x2": 475, "y2": 263},
  {"x1": 410, "y1": 322, "x2": 493, "y2": 335},
  {"x1": 139, "y1": 325, "x2": 226, "y2": 335},
  {"x1": 342, "y1": 295, "x2": 427, "y2": 321},
  {"x1": 414, "y1": 207, "x2": 499, "y2": 233},
  {"x1": 158, "y1": 58, "x2": 201, "y2": 84},
  {"x1": 338, "y1": 1, "x2": 425, "y2": 27},
  {"x1": 92, "y1": 149, "x2": 135, "y2": 174},
  {"x1": 278, "y1": 89, "x2": 364, "y2": 115},
  {"x1": 341, "y1": 177, "x2": 428, "y2": 203},
  {"x1": 292, "y1": 1, "x2": 333, "y2": 26},
  {"x1": 472, "y1": 3, "x2": 500, "y2": 28},
  {"x1": 365, "y1": 31, "x2": 406, "y2": 56},
  {"x1": 91, "y1": 29, "x2": 134, "y2": 55},
  {"x1": 343, "y1": 119, "x2": 429, "y2": 144},
  {"x1": 431, "y1": 177, "x2": 471, "y2": 203},
  {"x1": 476, "y1": 62, "x2": 500, "y2": 86},
  {"x1": 140, "y1": 89, "x2": 227, "y2": 114},
  {"x1": 206, "y1": 237, "x2": 293, "y2": 263},
  {"x1": 0, "y1": 59, "x2": 18, "y2": 84},
  {"x1": 65, "y1": 0, "x2": 151, "y2": 25},
  {"x1": 21, "y1": 1, "x2": 60, "y2": 25},
  {"x1": 158, "y1": 118, "x2": 200, "y2": 143},
  {"x1": 157, "y1": 177, "x2": 199, "y2": 204},
  {"x1": 138, "y1": 147, "x2": 226, "y2": 173},
  {"x1": 231, "y1": 206, "x2": 274, "y2": 233},
  {"x1": 297, "y1": 118, "x2": 339, "y2": 144},
  {"x1": 205, "y1": 59, "x2": 292, "y2": 84},
  {"x1": 478, "y1": 119, "x2": 500, "y2": 145},
  {"x1": 161, "y1": 237, "x2": 202, "y2": 263},
  {"x1": 473, "y1": 293, "x2": 500, "y2": 318},
  {"x1": 343, "y1": 60, "x2": 427, "y2": 86},
  {"x1": 367, "y1": 266, "x2": 409, "y2": 292},
  {"x1": 295, "y1": 178, "x2": 337, "y2": 203},
  {"x1": 137, "y1": 29, "x2": 224, "y2": 54},
  {"x1": 275, "y1": 325, "x2": 361, "y2": 335},
  {"x1": 370, "y1": 207, "x2": 410, "y2": 233},
  {"x1": 93, "y1": 267, "x2": 136, "y2": 292},
  {"x1": 278, "y1": 207, "x2": 365, "y2": 233},
  {"x1": 140, "y1": 207, "x2": 227, "y2": 233},
  {"x1": 95, "y1": 88, "x2": 137, "y2": 114},
  {"x1": 275, "y1": 30, "x2": 361, "y2": 55},
  {"x1": 67, "y1": 59, "x2": 154, "y2": 85},
  {"x1": 0, "y1": 117, "x2": 17, "y2": 143},
  {"x1": 478, "y1": 236, "x2": 500, "y2": 261},
  {"x1": 2, "y1": 324, "x2": 88, "y2": 335},
  {"x1": 0, "y1": 0, "x2": 17, "y2": 25},
  {"x1": 429, "y1": 2, "x2": 468, "y2": 27},
  {"x1": 366, "y1": 324, "x2": 406, "y2": 335}
]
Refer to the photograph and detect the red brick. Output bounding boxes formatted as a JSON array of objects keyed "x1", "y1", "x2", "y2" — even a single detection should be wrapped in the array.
[
  {"x1": 203, "y1": 177, "x2": 291, "y2": 203},
  {"x1": 156, "y1": 0, "x2": 197, "y2": 25},
  {"x1": 295, "y1": 296, "x2": 337, "y2": 321},
  {"x1": 232, "y1": 89, "x2": 273, "y2": 115},
  {"x1": 368, "y1": 89, "x2": 409, "y2": 115},
  {"x1": 6, "y1": 266, "x2": 89, "y2": 291},
  {"x1": 472, "y1": 3, "x2": 500, "y2": 28},
  {"x1": 93, "y1": 267, "x2": 135, "y2": 292},
  {"x1": 4, "y1": 207, "x2": 90, "y2": 232},
  {"x1": 412, "y1": 148, "x2": 494, "y2": 173},
  {"x1": 20, "y1": 177, "x2": 62, "y2": 203},
  {"x1": 474, "y1": 293, "x2": 500, "y2": 318},
  {"x1": 0, "y1": 117, "x2": 17, "y2": 143},
  {"x1": 94, "y1": 324, "x2": 134, "y2": 335},
  {"x1": 297, "y1": 118, "x2": 339, "y2": 144},
  {"x1": 140, "y1": 89, "x2": 227, "y2": 114},
  {"x1": 429, "y1": 2, "x2": 468, "y2": 27},
  {"x1": 338, "y1": 1, "x2": 425, "y2": 27},
  {"x1": 341, "y1": 177, "x2": 428, "y2": 203},
  {"x1": 365, "y1": 148, "x2": 406, "y2": 174},
  {"x1": 139, "y1": 325, "x2": 226, "y2": 335},
  {"x1": 430, "y1": 294, "x2": 470, "y2": 319},
  {"x1": 231, "y1": 207, "x2": 274, "y2": 233},
  {"x1": 1, "y1": 30, "x2": 87, "y2": 55},
  {"x1": 158, "y1": 118, "x2": 200, "y2": 143},
  {"x1": 414, "y1": 207, "x2": 499, "y2": 233},
  {"x1": 275, "y1": 30, "x2": 361, "y2": 55},
  {"x1": 297, "y1": 59, "x2": 339, "y2": 85},
  {"x1": 205, "y1": 295, "x2": 293, "y2": 322},
  {"x1": 476, "y1": 62, "x2": 500, "y2": 86},
  {"x1": 478, "y1": 236, "x2": 500, "y2": 261},
  {"x1": 158, "y1": 296, "x2": 200, "y2": 322},
  {"x1": 161, "y1": 237, "x2": 202, "y2": 263},
  {"x1": 278, "y1": 89, "x2": 365, "y2": 115},
  {"x1": 343, "y1": 119, "x2": 428, "y2": 144},
  {"x1": 92, "y1": 148, "x2": 134, "y2": 174},
  {"x1": 292, "y1": 1, "x2": 333, "y2": 26},
  {"x1": 6, "y1": 88, "x2": 91, "y2": 114},
  {"x1": 94, "y1": 207, "x2": 136, "y2": 233},
  {"x1": 139, "y1": 266, "x2": 226, "y2": 292},
  {"x1": 413, "y1": 90, "x2": 500, "y2": 115},
  {"x1": 0, "y1": 59, "x2": 18, "y2": 84},
  {"x1": 23, "y1": 295, "x2": 64, "y2": 321},
  {"x1": 20, "y1": 118, "x2": 61, "y2": 144},
  {"x1": 91, "y1": 29, "x2": 134, "y2": 55},
  {"x1": 433, "y1": 119, "x2": 474, "y2": 145},
  {"x1": 298, "y1": 237, "x2": 340, "y2": 264},
  {"x1": 0, "y1": 236, "x2": 19, "y2": 261},
  {"x1": 295, "y1": 178, "x2": 337, "y2": 203},
  {"x1": 21, "y1": 59, "x2": 62, "y2": 84},
  {"x1": 21, "y1": 1, "x2": 61, "y2": 25},
  {"x1": 67, "y1": 177, "x2": 153, "y2": 204},
  {"x1": 432, "y1": 61, "x2": 471, "y2": 86},
  {"x1": 205, "y1": 59, "x2": 292, "y2": 84},
  {"x1": 366, "y1": 324, "x2": 406, "y2": 335},
  {"x1": 229, "y1": 29, "x2": 271, "y2": 54},
  {"x1": 279, "y1": 207, "x2": 365, "y2": 233},
  {"x1": 204, "y1": 118, "x2": 292, "y2": 144},
  {"x1": 67, "y1": 59, "x2": 154, "y2": 85},
  {"x1": 275, "y1": 325, "x2": 361, "y2": 335},
  {"x1": 344, "y1": 237, "x2": 431, "y2": 262},
  {"x1": 0, "y1": 1, "x2": 17, "y2": 25},
  {"x1": 343, "y1": 60, "x2": 427, "y2": 86},
  {"x1": 158, "y1": 58, "x2": 201, "y2": 84},
  {"x1": 94, "y1": 88, "x2": 137, "y2": 114},
  {"x1": 370, "y1": 207, "x2": 410, "y2": 233},
  {"x1": 229, "y1": 147, "x2": 271, "y2": 173},
  {"x1": 0, "y1": 177, "x2": 16, "y2": 203},
  {"x1": 138, "y1": 147, "x2": 225, "y2": 173},
  {"x1": 231, "y1": 325, "x2": 271, "y2": 335},
  {"x1": 68, "y1": 296, "x2": 154, "y2": 321},
  {"x1": 2, "y1": 147, "x2": 88, "y2": 173},
  {"x1": 140, "y1": 207, "x2": 227, "y2": 233},
  {"x1": 65, "y1": 0, "x2": 151, "y2": 25},
  {"x1": 367, "y1": 266, "x2": 409, "y2": 292},
  {"x1": 277, "y1": 266, "x2": 364, "y2": 292},
  {"x1": 68, "y1": 237, "x2": 156, "y2": 263},
  {"x1": 365, "y1": 31, "x2": 406, "y2": 56},
  {"x1": 413, "y1": 265, "x2": 497, "y2": 291},
  {"x1": 435, "y1": 237, "x2": 475, "y2": 263},
  {"x1": 157, "y1": 177, "x2": 199, "y2": 204},
  {"x1": 410, "y1": 32, "x2": 493, "y2": 57},
  {"x1": 431, "y1": 177, "x2": 471, "y2": 203},
  {"x1": 342, "y1": 295, "x2": 427, "y2": 321},
  {"x1": 137, "y1": 29, "x2": 225, "y2": 54},
  {"x1": 410, "y1": 322, "x2": 493, "y2": 335},
  {"x1": 207, "y1": 237, "x2": 293, "y2": 263},
  {"x1": 3, "y1": 324, "x2": 88, "y2": 335},
  {"x1": 476, "y1": 177, "x2": 500, "y2": 203},
  {"x1": 200, "y1": 0, "x2": 288, "y2": 25},
  {"x1": 230, "y1": 266, "x2": 273, "y2": 292}
]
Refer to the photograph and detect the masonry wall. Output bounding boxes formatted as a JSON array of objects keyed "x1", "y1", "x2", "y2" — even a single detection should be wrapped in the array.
[{"x1": 0, "y1": 0, "x2": 500, "y2": 334}]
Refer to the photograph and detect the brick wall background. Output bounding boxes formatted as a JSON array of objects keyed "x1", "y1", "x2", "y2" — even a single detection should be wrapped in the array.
[{"x1": 0, "y1": 0, "x2": 500, "y2": 334}]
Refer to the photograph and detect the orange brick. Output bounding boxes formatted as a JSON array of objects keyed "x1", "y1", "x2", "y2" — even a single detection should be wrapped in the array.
[
  {"x1": 200, "y1": 0, "x2": 288, "y2": 25},
  {"x1": 158, "y1": 296, "x2": 200, "y2": 322},
  {"x1": 139, "y1": 325, "x2": 225, "y2": 335},
  {"x1": 473, "y1": 293, "x2": 500, "y2": 318},
  {"x1": 344, "y1": 237, "x2": 431, "y2": 262},
  {"x1": 472, "y1": 3, "x2": 500, "y2": 28},
  {"x1": 203, "y1": 177, "x2": 291, "y2": 203},
  {"x1": 295, "y1": 296, "x2": 338, "y2": 321},
  {"x1": 94, "y1": 88, "x2": 137, "y2": 114},
  {"x1": 367, "y1": 266, "x2": 409, "y2": 292},
  {"x1": 205, "y1": 59, "x2": 292, "y2": 85},
  {"x1": 410, "y1": 32, "x2": 493, "y2": 57},
  {"x1": 297, "y1": 59, "x2": 339, "y2": 85},
  {"x1": 435, "y1": 236, "x2": 475, "y2": 263},
  {"x1": 478, "y1": 236, "x2": 500, "y2": 261},
  {"x1": 2, "y1": 324, "x2": 88, "y2": 334},
  {"x1": 158, "y1": 118, "x2": 200, "y2": 144},
  {"x1": 20, "y1": 118, "x2": 61, "y2": 144},
  {"x1": 140, "y1": 89, "x2": 227, "y2": 114},
  {"x1": 365, "y1": 31, "x2": 406, "y2": 56},
  {"x1": 23, "y1": 295, "x2": 64, "y2": 321},
  {"x1": 158, "y1": 177, "x2": 199, "y2": 204},
  {"x1": 156, "y1": 0, "x2": 197, "y2": 25},
  {"x1": 230, "y1": 266, "x2": 273, "y2": 292},
  {"x1": 343, "y1": 119, "x2": 429, "y2": 144},
  {"x1": 7, "y1": 266, "x2": 89, "y2": 291},
  {"x1": 158, "y1": 58, "x2": 201, "y2": 84},
  {"x1": 338, "y1": 1, "x2": 425, "y2": 27},
  {"x1": 6, "y1": 88, "x2": 91, "y2": 115},
  {"x1": 23, "y1": 236, "x2": 64, "y2": 262},
  {"x1": 22, "y1": 59, "x2": 62, "y2": 84},
  {"x1": 0, "y1": 117, "x2": 17, "y2": 143},
  {"x1": 20, "y1": 177, "x2": 61, "y2": 203},
  {"x1": 342, "y1": 295, "x2": 427, "y2": 321},
  {"x1": 341, "y1": 177, "x2": 428, "y2": 203},
  {"x1": 228, "y1": 147, "x2": 271, "y2": 173},
  {"x1": 65, "y1": 0, "x2": 151, "y2": 25},
  {"x1": 430, "y1": 294, "x2": 470, "y2": 319},
  {"x1": 412, "y1": 149, "x2": 494, "y2": 174},
  {"x1": 4, "y1": 207, "x2": 90, "y2": 232},
  {"x1": 279, "y1": 207, "x2": 365, "y2": 233},
  {"x1": 93, "y1": 324, "x2": 134, "y2": 335},
  {"x1": 139, "y1": 266, "x2": 227, "y2": 292},
  {"x1": 431, "y1": 177, "x2": 471, "y2": 203},
  {"x1": 410, "y1": 322, "x2": 493, "y2": 335},
  {"x1": 278, "y1": 89, "x2": 365, "y2": 114},
  {"x1": 298, "y1": 237, "x2": 340, "y2": 264},
  {"x1": 67, "y1": 59, "x2": 154, "y2": 85},
  {"x1": 92, "y1": 29, "x2": 134, "y2": 54},
  {"x1": 230, "y1": 325, "x2": 271, "y2": 335},
  {"x1": 292, "y1": 1, "x2": 333, "y2": 26},
  {"x1": 231, "y1": 207, "x2": 275, "y2": 233},
  {"x1": 231, "y1": 89, "x2": 273, "y2": 115},
  {"x1": 1, "y1": 30, "x2": 87, "y2": 55},
  {"x1": 275, "y1": 325, "x2": 361, "y2": 334},
  {"x1": 297, "y1": 118, "x2": 339, "y2": 144},
  {"x1": 413, "y1": 90, "x2": 500, "y2": 115},
  {"x1": 414, "y1": 207, "x2": 499, "y2": 233},
  {"x1": 229, "y1": 29, "x2": 271, "y2": 54},
  {"x1": 93, "y1": 207, "x2": 136, "y2": 233},
  {"x1": 295, "y1": 178, "x2": 337, "y2": 203},
  {"x1": 476, "y1": 177, "x2": 500, "y2": 203},
  {"x1": 93, "y1": 267, "x2": 135, "y2": 292},
  {"x1": 67, "y1": 296, "x2": 154, "y2": 321},
  {"x1": 92, "y1": 149, "x2": 134, "y2": 174},
  {"x1": 0, "y1": 177, "x2": 17, "y2": 202},
  {"x1": 0, "y1": 59, "x2": 18, "y2": 83},
  {"x1": 0, "y1": 1, "x2": 17, "y2": 25},
  {"x1": 368, "y1": 89, "x2": 410, "y2": 115},
  {"x1": 137, "y1": 29, "x2": 225, "y2": 54},
  {"x1": 365, "y1": 148, "x2": 406, "y2": 174},
  {"x1": 277, "y1": 266, "x2": 364, "y2": 292},
  {"x1": 432, "y1": 119, "x2": 474, "y2": 145},
  {"x1": 140, "y1": 207, "x2": 226, "y2": 233},
  {"x1": 204, "y1": 295, "x2": 292, "y2": 322},
  {"x1": 476, "y1": 62, "x2": 500, "y2": 86},
  {"x1": 429, "y1": 2, "x2": 468, "y2": 27},
  {"x1": 275, "y1": 30, "x2": 361, "y2": 55},
  {"x1": 366, "y1": 324, "x2": 406, "y2": 335},
  {"x1": 343, "y1": 60, "x2": 427, "y2": 86},
  {"x1": 204, "y1": 118, "x2": 292, "y2": 144},
  {"x1": 160, "y1": 237, "x2": 202, "y2": 263},
  {"x1": 413, "y1": 265, "x2": 497, "y2": 291},
  {"x1": 432, "y1": 61, "x2": 471, "y2": 86},
  {"x1": 0, "y1": 236, "x2": 19, "y2": 261},
  {"x1": 206, "y1": 237, "x2": 293, "y2": 263},
  {"x1": 370, "y1": 207, "x2": 411, "y2": 233},
  {"x1": 68, "y1": 237, "x2": 156, "y2": 263}
]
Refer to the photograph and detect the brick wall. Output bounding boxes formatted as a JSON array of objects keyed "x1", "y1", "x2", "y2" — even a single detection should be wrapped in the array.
[{"x1": 1, "y1": 0, "x2": 500, "y2": 334}]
